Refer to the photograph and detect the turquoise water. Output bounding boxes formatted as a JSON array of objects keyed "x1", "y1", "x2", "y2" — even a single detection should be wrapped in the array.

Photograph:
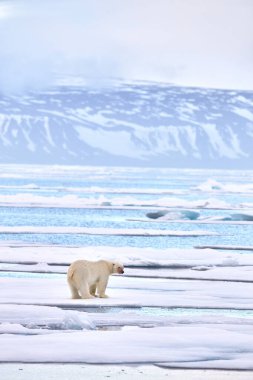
[
  {"x1": 60, "y1": 305, "x2": 253, "y2": 319},
  {"x1": 0, "y1": 166, "x2": 252, "y2": 250}
]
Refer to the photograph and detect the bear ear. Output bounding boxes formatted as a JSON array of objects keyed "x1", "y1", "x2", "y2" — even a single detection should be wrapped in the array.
[{"x1": 112, "y1": 263, "x2": 118, "y2": 273}]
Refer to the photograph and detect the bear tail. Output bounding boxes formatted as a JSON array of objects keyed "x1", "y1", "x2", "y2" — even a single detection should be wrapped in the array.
[{"x1": 67, "y1": 266, "x2": 74, "y2": 279}]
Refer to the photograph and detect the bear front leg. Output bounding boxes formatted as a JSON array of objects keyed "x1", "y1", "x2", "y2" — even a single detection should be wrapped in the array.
[{"x1": 97, "y1": 278, "x2": 109, "y2": 298}]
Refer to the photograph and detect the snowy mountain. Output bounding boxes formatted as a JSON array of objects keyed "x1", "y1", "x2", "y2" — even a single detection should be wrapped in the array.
[{"x1": 0, "y1": 81, "x2": 253, "y2": 168}]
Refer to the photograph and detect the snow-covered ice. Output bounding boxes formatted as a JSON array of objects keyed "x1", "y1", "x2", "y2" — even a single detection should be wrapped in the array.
[
  {"x1": 0, "y1": 225, "x2": 218, "y2": 236},
  {"x1": 2, "y1": 324, "x2": 253, "y2": 368},
  {"x1": 0, "y1": 193, "x2": 245, "y2": 209},
  {"x1": 2, "y1": 243, "x2": 253, "y2": 368}
]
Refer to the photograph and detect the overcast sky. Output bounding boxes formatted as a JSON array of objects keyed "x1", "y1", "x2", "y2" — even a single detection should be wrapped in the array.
[{"x1": 0, "y1": 0, "x2": 252, "y2": 93}]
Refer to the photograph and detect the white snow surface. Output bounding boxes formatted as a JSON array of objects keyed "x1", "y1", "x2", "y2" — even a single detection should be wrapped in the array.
[
  {"x1": 1, "y1": 192, "x2": 252, "y2": 212},
  {"x1": 1, "y1": 244, "x2": 253, "y2": 367},
  {"x1": 2, "y1": 324, "x2": 253, "y2": 368},
  {"x1": 0, "y1": 304, "x2": 95, "y2": 331},
  {"x1": 0, "y1": 245, "x2": 250, "y2": 268},
  {"x1": 196, "y1": 178, "x2": 253, "y2": 193},
  {"x1": 0, "y1": 193, "x2": 238, "y2": 209}
]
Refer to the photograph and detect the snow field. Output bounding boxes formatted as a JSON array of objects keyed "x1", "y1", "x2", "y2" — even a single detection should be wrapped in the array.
[{"x1": 1, "y1": 244, "x2": 253, "y2": 368}]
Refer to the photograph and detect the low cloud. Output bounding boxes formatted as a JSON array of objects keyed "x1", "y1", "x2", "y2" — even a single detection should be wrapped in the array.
[{"x1": 0, "y1": 0, "x2": 252, "y2": 93}]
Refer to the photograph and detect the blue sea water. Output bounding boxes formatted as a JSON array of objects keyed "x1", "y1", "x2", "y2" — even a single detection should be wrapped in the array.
[{"x1": 0, "y1": 165, "x2": 252, "y2": 250}]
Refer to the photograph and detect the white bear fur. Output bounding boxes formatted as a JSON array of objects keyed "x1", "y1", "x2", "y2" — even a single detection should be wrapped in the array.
[{"x1": 67, "y1": 259, "x2": 124, "y2": 299}]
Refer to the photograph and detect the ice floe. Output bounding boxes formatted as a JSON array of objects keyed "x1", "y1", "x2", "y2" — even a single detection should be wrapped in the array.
[
  {"x1": 1, "y1": 245, "x2": 252, "y2": 269},
  {"x1": 0, "y1": 304, "x2": 95, "y2": 331},
  {"x1": 1, "y1": 275, "x2": 253, "y2": 309},
  {"x1": 195, "y1": 179, "x2": 253, "y2": 194},
  {"x1": 0, "y1": 193, "x2": 241, "y2": 209},
  {"x1": 0, "y1": 226, "x2": 218, "y2": 236},
  {"x1": 145, "y1": 210, "x2": 253, "y2": 223},
  {"x1": 1, "y1": 324, "x2": 253, "y2": 368}
]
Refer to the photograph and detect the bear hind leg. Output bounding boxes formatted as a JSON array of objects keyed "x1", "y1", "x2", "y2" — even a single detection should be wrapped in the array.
[
  {"x1": 90, "y1": 284, "x2": 97, "y2": 297},
  {"x1": 79, "y1": 282, "x2": 95, "y2": 299},
  {"x1": 68, "y1": 281, "x2": 81, "y2": 299}
]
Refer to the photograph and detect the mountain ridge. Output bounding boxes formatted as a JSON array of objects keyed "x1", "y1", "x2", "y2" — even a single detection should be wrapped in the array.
[{"x1": 0, "y1": 81, "x2": 253, "y2": 168}]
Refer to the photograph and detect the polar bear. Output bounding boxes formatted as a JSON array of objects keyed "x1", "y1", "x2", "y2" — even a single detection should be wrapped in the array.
[{"x1": 67, "y1": 259, "x2": 124, "y2": 299}]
